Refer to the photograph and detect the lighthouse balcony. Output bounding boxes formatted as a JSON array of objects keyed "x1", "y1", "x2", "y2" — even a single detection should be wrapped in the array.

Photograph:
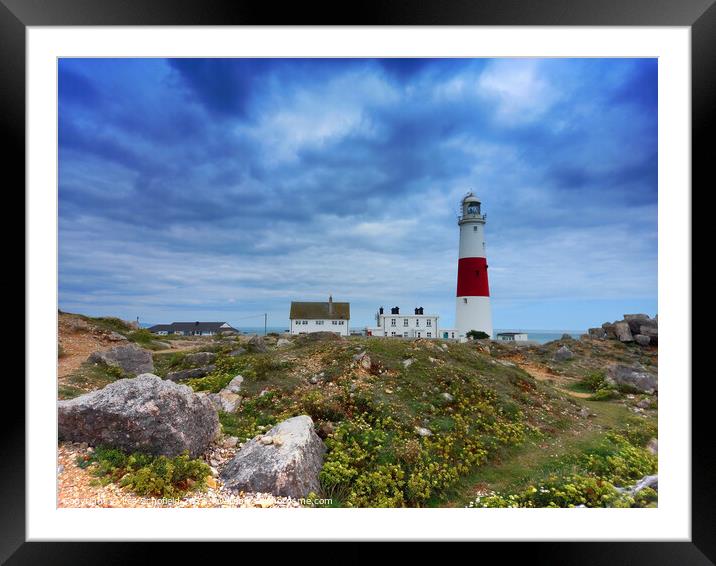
[{"x1": 458, "y1": 212, "x2": 486, "y2": 223}]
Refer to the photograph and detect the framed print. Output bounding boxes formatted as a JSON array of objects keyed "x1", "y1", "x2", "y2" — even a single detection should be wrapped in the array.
[{"x1": 8, "y1": 0, "x2": 709, "y2": 561}]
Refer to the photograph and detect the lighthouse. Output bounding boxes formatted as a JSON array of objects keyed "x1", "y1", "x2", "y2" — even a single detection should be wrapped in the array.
[{"x1": 455, "y1": 192, "x2": 493, "y2": 339}]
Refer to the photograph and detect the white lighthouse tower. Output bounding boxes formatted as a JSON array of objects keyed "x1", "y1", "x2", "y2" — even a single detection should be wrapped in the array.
[{"x1": 455, "y1": 192, "x2": 493, "y2": 339}]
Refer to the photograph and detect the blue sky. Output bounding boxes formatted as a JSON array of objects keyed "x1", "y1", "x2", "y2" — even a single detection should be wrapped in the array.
[{"x1": 58, "y1": 58, "x2": 657, "y2": 331}]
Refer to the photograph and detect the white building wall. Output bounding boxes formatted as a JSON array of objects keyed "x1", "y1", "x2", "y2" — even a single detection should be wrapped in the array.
[
  {"x1": 376, "y1": 314, "x2": 439, "y2": 338},
  {"x1": 290, "y1": 318, "x2": 349, "y2": 336}
]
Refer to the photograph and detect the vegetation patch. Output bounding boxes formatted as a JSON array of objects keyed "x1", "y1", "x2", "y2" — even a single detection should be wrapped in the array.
[{"x1": 76, "y1": 445, "x2": 211, "y2": 498}]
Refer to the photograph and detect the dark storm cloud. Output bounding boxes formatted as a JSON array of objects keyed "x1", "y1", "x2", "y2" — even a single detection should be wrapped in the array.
[{"x1": 58, "y1": 58, "x2": 657, "y2": 329}]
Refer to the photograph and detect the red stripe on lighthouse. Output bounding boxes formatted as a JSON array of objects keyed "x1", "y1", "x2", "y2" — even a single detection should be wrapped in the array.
[{"x1": 456, "y1": 257, "x2": 490, "y2": 297}]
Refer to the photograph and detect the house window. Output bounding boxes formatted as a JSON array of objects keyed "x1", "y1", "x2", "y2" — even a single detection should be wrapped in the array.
[
  {"x1": 403, "y1": 319, "x2": 408, "y2": 327},
  {"x1": 332, "y1": 320, "x2": 338, "y2": 325},
  {"x1": 426, "y1": 319, "x2": 432, "y2": 327},
  {"x1": 339, "y1": 321, "x2": 344, "y2": 325},
  {"x1": 302, "y1": 320, "x2": 308, "y2": 325},
  {"x1": 403, "y1": 332, "x2": 408, "y2": 337},
  {"x1": 427, "y1": 332, "x2": 432, "y2": 338},
  {"x1": 391, "y1": 319, "x2": 396, "y2": 326},
  {"x1": 316, "y1": 320, "x2": 324, "y2": 325},
  {"x1": 415, "y1": 319, "x2": 420, "y2": 327},
  {"x1": 391, "y1": 331, "x2": 396, "y2": 336}
]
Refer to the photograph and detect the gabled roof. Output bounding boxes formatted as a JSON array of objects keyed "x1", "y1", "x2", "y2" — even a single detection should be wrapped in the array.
[
  {"x1": 148, "y1": 322, "x2": 238, "y2": 333},
  {"x1": 290, "y1": 301, "x2": 350, "y2": 320}
]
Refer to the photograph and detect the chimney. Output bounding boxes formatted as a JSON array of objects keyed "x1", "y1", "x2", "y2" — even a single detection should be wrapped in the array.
[
  {"x1": 415, "y1": 307, "x2": 419, "y2": 315},
  {"x1": 395, "y1": 306, "x2": 400, "y2": 315},
  {"x1": 379, "y1": 307, "x2": 384, "y2": 315},
  {"x1": 328, "y1": 294, "x2": 333, "y2": 315}
]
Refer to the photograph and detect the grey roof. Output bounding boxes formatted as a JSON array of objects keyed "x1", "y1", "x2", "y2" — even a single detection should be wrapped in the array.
[
  {"x1": 290, "y1": 301, "x2": 350, "y2": 320},
  {"x1": 148, "y1": 322, "x2": 238, "y2": 333}
]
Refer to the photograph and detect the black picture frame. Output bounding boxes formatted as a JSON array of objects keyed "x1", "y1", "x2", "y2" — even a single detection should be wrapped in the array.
[{"x1": 8, "y1": 0, "x2": 706, "y2": 562}]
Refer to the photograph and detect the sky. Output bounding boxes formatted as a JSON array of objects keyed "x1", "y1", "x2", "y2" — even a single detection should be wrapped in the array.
[{"x1": 58, "y1": 58, "x2": 658, "y2": 331}]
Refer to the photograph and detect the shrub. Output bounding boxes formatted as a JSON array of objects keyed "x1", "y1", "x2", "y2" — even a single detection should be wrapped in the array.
[
  {"x1": 467, "y1": 330, "x2": 490, "y2": 340},
  {"x1": 76, "y1": 445, "x2": 211, "y2": 498}
]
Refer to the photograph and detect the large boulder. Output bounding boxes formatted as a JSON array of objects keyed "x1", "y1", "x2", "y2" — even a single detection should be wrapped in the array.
[
  {"x1": 601, "y1": 322, "x2": 617, "y2": 339},
  {"x1": 623, "y1": 314, "x2": 652, "y2": 334},
  {"x1": 185, "y1": 351, "x2": 217, "y2": 365},
  {"x1": 606, "y1": 364, "x2": 658, "y2": 394},
  {"x1": 247, "y1": 335, "x2": 268, "y2": 353},
  {"x1": 276, "y1": 338, "x2": 291, "y2": 348},
  {"x1": 634, "y1": 334, "x2": 651, "y2": 347},
  {"x1": 554, "y1": 345, "x2": 574, "y2": 361},
  {"x1": 588, "y1": 327, "x2": 607, "y2": 339},
  {"x1": 57, "y1": 374, "x2": 219, "y2": 457},
  {"x1": 613, "y1": 321, "x2": 634, "y2": 342},
  {"x1": 166, "y1": 365, "x2": 215, "y2": 382},
  {"x1": 88, "y1": 344, "x2": 153, "y2": 376},
  {"x1": 220, "y1": 415, "x2": 325, "y2": 498}
]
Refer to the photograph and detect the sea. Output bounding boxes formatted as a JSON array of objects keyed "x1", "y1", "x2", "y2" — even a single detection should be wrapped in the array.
[{"x1": 236, "y1": 326, "x2": 583, "y2": 345}]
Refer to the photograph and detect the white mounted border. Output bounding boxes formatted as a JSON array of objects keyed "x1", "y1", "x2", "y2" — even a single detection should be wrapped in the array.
[{"x1": 27, "y1": 26, "x2": 690, "y2": 541}]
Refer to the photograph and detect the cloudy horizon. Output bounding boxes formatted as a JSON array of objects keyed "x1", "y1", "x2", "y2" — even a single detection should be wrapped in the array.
[{"x1": 58, "y1": 58, "x2": 657, "y2": 331}]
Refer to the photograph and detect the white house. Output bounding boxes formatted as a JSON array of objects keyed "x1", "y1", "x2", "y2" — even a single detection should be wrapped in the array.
[
  {"x1": 289, "y1": 295, "x2": 350, "y2": 336},
  {"x1": 367, "y1": 306, "x2": 440, "y2": 339},
  {"x1": 496, "y1": 332, "x2": 529, "y2": 342}
]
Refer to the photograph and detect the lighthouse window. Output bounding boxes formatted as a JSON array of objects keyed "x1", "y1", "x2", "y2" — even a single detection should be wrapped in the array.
[
  {"x1": 473, "y1": 226, "x2": 478, "y2": 231},
  {"x1": 463, "y1": 298, "x2": 468, "y2": 304}
]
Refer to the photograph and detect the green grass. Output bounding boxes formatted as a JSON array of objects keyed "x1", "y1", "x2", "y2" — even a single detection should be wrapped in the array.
[{"x1": 59, "y1": 361, "x2": 126, "y2": 399}]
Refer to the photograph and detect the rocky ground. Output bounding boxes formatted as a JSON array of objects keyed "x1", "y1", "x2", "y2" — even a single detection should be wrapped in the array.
[{"x1": 57, "y1": 312, "x2": 658, "y2": 508}]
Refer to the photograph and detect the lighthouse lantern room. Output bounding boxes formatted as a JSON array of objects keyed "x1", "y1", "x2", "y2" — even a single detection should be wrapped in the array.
[{"x1": 455, "y1": 192, "x2": 493, "y2": 339}]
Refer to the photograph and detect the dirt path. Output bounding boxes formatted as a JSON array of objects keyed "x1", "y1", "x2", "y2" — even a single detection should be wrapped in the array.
[
  {"x1": 517, "y1": 361, "x2": 593, "y2": 399},
  {"x1": 58, "y1": 319, "x2": 114, "y2": 379}
]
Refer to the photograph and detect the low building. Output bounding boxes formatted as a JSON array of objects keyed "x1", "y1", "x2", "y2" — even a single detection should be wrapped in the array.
[
  {"x1": 290, "y1": 295, "x2": 350, "y2": 336},
  {"x1": 496, "y1": 332, "x2": 529, "y2": 342},
  {"x1": 148, "y1": 321, "x2": 239, "y2": 336},
  {"x1": 367, "y1": 306, "x2": 440, "y2": 339}
]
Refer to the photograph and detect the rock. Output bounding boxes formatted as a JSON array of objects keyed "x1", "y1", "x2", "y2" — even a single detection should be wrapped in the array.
[
  {"x1": 317, "y1": 421, "x2": 335, "y2": 439},
  {"x1": 554, "y1": 345, "x2": 574, "y2": 361},
  {"x1": 247, "y1": 335, "x2": 268, "y2": 353},
  {"x1": 106, "y1": 331, "x2": 128, "y2": 342},
  {"x1": 166, "y1": 365, "x2": 215, "y2": 382},
  {"x1": 579, "y1": 406, "x2": 592, "y2": 418},
  {"x1": 623, "y1": 314, "x2": 652, "y2": 334},
  {"x1": 613, "y1": 321, "x2": 634, "y2": 342},
  {"x1": 601, "y1": 323, "x2": 617, "y2": 339},
  {"x1": 402, "y1": 358, "x2": 415, "y2": 368},
  {"x1": 631, "y1": 474, "x2": 658, "y2": 494},
  {"x1": 441, "y1": 392, "x2": 454, "y2": 403},
  {"x1": 57, "y1": 373, "x2": 219, "y2": 457},
  {"x1": 185, "y1": 352, "x2": 217, "y2": 365},
  {"x1": 606, "y1": 364, "x2": 657, "y2": 394},
  {"x1": 229, "y1": 348, "x2": 247, "y2": 357},
  {"x1": 647, "y1": 438, "x2": 658, "y2": 455},
  {"x1": 207, "y1": 390, "x2": 241, "y2": 413},
  {"x1": 588, "y1": 327, "x2": 607, "y2": 339},
  {"x1": 88, "y1": 344, "x2": 154, "y2": 376},
  {"x1": 561, "y1": 333, "x2": 572, "y2": 340},
  {"x1": 260, "y1": 436, "x2": 274, "y2": 445},
  {"x1": 220, "y1": 415, "x2": 326, "y2": 498},
  {"x1": 224, "y1": 374, "x2": 244, "y2": 394},
  {"x1": 205, "y1": 476, "x2": 218, "y2": 489},
  {"x1": 415, "y1": 426, "x2": 433, "y2": 437},
  {"x1": 308, "y1": 375, "x2": 320, "y2": 385},
  {"x1": 640, "y1": 326, "x2": 658, "y2": 345},
  {"x1": 636, "y1": 398, "x2": 652, "y2": 409},
  {"x1": 634, "y1": 334, "x2": 651, "y2": 347},
  {"x1": 276, "y1": 338, "x2": 291, "y2": 348},
  {"x1": 223, "y1": 436, "x2": 239, "y2": 448},
  {"x1": 356, "y1": 353, "x2": 372, "y2": 371}
]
